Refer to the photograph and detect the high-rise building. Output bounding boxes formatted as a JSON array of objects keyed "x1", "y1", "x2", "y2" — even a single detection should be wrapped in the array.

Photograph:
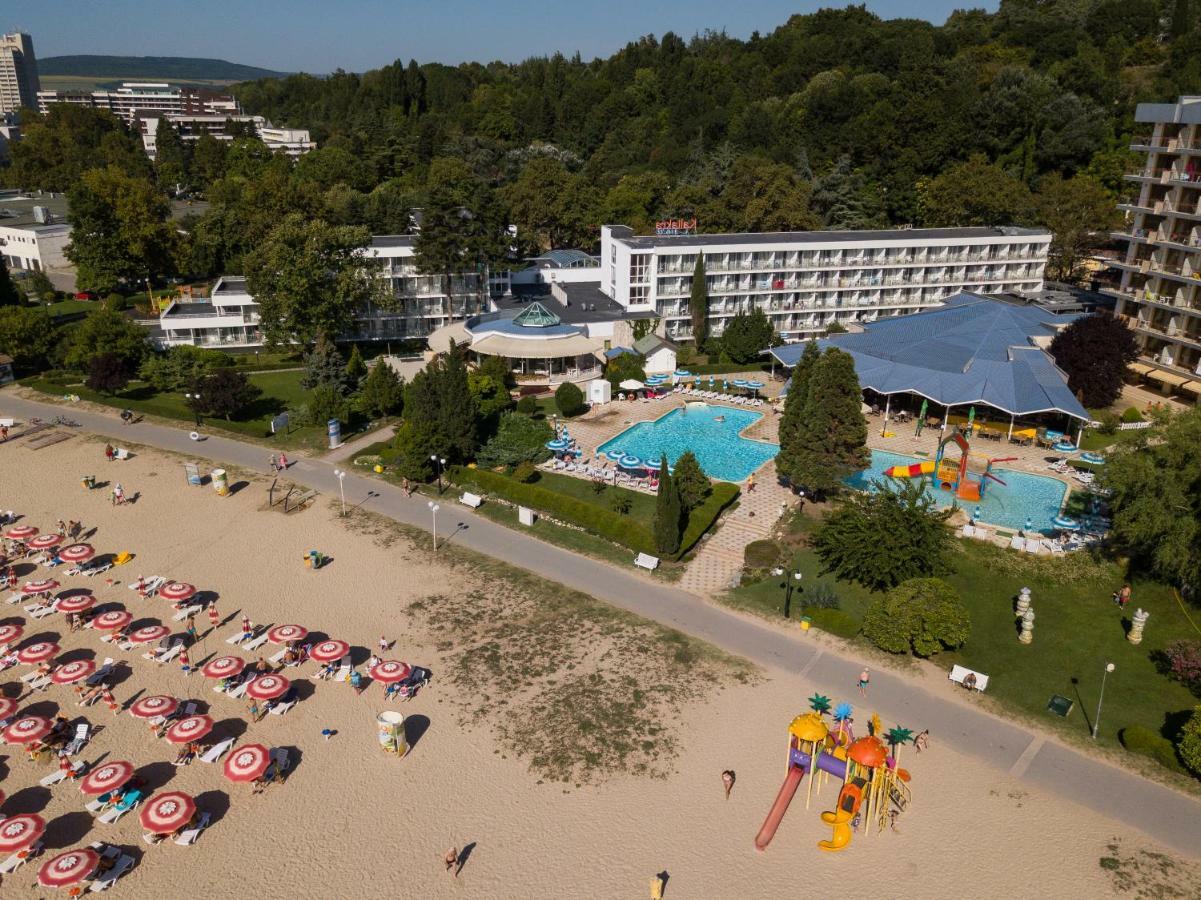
[
  {"x1": 0, "y1": 32, "x2": 40, "y2": 114},
  {"x1": 1109, "y1": 96, "x2": 1201, "y2": 384}
]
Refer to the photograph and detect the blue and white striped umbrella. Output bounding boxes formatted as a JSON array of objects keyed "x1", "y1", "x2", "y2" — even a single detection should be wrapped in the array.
[
  {"x1": 546, "y1": 439, "x2": 570, "y2": 450},
  {"x1": 653, "y1": 459, "x2": 675, "y2": 474},
  {"x1": 618, "y1": 455, "x2": 644, "y2": 469},
  {"x1": 745, "y1": 380, "x2": 765, "y2": 390},
  {"x1": 1051, "y1": 515, "x2": 1081, "y2": 531},
  {"x1": 732, "y1": 379, "x2": 750, "y2": 388},
  {"x1": 1080, "y1": 452, "x2": 1105, "y2": 465},
  {"x1": 605, "y1": 449, "x2": 626, "y2": 461},
  {"x1": 673, "y1": 370, "x2": 692, "y2": 377}
]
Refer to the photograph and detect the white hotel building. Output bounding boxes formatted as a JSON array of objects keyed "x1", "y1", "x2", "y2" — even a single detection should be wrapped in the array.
[{"x1": 599, "y1": 224, "x2": 1050, "y2": 342}]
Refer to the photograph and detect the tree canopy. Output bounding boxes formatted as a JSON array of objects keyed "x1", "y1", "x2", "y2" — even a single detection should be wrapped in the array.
[
  {"x1": 787, "y1": 347, "x2": 870, "y2": 495},
  {"x1": 862, "y1": 577, "x2": 971, "y2": 657},
  {"x1": 1048, "y1": 312, "x2": 1138, "y2": 408}
]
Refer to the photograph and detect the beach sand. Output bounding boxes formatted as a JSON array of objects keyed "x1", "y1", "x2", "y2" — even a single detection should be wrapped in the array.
[{"x1": 0, "y1": 437, "x2": 1195, "y2": 898}]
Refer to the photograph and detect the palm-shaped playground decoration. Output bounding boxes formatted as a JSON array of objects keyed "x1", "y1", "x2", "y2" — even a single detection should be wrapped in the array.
[
  {"x1": 808, "y1": 694, "x2": 832, "y2": 716},
  {"x1": 832, "y1": 702, "x2": 854, "y2": 742}
]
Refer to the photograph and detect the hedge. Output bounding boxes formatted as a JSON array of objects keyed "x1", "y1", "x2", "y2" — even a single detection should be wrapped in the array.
[
  {"x1": 1119, "y1": 725, "x2": 1185, "y2": 773},
  {"x1": 678, "y1": 482, "x2": 741, "y2": 557}
]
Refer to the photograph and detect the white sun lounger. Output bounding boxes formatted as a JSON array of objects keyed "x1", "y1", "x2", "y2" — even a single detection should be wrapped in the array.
[
  {"x1": 89, "y1": 853, "x2": 134, "y2": 891},
  {"x1": 89, "y1": 842, "x2": 120, "y2": 860},
  {"x1": 26, "y1": 602, "x2": 59, "y2": 619},
  {"x1": 129, "y1": 576, "x2": 165, "y2": 597},
  {"x1": 268, "y1": 648, "x2": 287, "y2": 665},
  {"x1": 86, "y1": 659, "x2": 114, "y2": 685},
  {"x1": 174, "y1": 811, "x2": 211, "y2": 846},
  {"x1": 242, "y1": 632, "x2": 269, "y2": 652},
  {"x1": 98, "y1": 802, "x2": 137, "y2": 825},
  {"x1": 225, "y1": 629, "x2": 251, "y2": 645},
  {"x1": 25, "y1": 674, "x2": 52, "y2": 692},
  {"x1": 0, "y1": 840, "x2": 42, "y2": 873},
  {"x1": 145, "y1": 642, "x2": 183, "y2": 664},
  {"x1": 200, "y1": 737, "x2": 235, "y2": 763},
  {"x1": 226, "y1": 680, "x2": 250, "y2": 700},
  {"x1": 171, "y1": 604, "x2": 203, "y2": 622},
  {"x1": 268, "y1": 697, "x2": 296, "y2": 716},
  {"x1": 334, "y1": 660, "x2": 352, "y2": 682},
  {"x1": 40, "y1": 758, "x2": 85, "y2": 786},
  {"x1": 4, "y1": 592, "x2": 22, "y2": 605},
  {"x1": 65, "y1": 723, "x2": 91, "y2": 755}
]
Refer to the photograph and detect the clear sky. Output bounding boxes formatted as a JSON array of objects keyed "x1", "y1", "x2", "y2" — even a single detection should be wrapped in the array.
[{"x1": 7, "y1": 1, "x2": 995, "y2": 74}]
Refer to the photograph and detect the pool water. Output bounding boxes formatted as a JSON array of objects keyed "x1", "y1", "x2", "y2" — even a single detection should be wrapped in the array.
[
  {"x1": 845, "y1": 450, "x2": 1069, "y2": 533},
  {"x1": 598, "y1": 405, "x2": 777, "y2": 482}
]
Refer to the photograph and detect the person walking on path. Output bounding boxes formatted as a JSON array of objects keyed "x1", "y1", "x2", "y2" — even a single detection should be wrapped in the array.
[
  {"x1": 722, "y1": 769, "x2": 736, "y2": 800},
  {"x1": 268, "y1": 455, "x2": 278, "y2": 474},
  {"x1": 913, "y1": 730, "x2": 929, "y2": 753},
  {"x1": 858, "y1": 668, "x2": 870, "y2": 696},
  {"x1": 278, "y1": 452, "x2": 289, "y2": 470}
]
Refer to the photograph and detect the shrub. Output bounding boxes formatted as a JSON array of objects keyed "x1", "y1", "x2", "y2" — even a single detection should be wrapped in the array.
[
  {"x1": 476, "y1": 413, "x2": 554, "y2": 468},
  {"x1": 1120, "y1": 725, "x2": 1185, "y2": 774},
  {"x1": 1178, "y1": 708, "x2": 1201, "y2": 777},
  {"x1": 862, "y1": 577, "x2": 969, "y2": 657},
  {"x1": 516, "y1": 395, "x2": 539, "y2": 415},
  {"x1": 678, "y1": 483, "x2": 740, "y2": 557},
  {"x1": 805, "y1": 581, "x2": 841, "y2": 610},
  {"x1": 1160, "y1": 640, "x2": 1201, "y2": 695},
  {"x1": 103, "y1": 293, "x2": 125, "y2": 311},
  {"x1": 744, "y1": 540, "x2": 784, "y2": 570},
  {"x1": 555, "y1": 381, "x2": 586, "y2": 417},
  {"x1": 609, "y1": 492, "x2": 632, "y2": 515},
  {"x1": 41, "y1": 369, "x2": 77, "y2": 387},
  {"x1": 1121, "y1": 406, "x2": 1143, "y2": 423},
  {"x1": 512, "y1": 461, "x2": 538, "y2": 483},
  {"x1": 1095, "y1": 411, "x2": 1119, "y2": 435},
  {"x1": 802, "y1": 607, "x2": 860, "y2": 639}
]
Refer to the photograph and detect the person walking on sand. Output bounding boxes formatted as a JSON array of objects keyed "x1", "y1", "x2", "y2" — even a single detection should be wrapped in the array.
[
  {"x1": 105, "y1": 444, "x2": 114, "y2": 462},
  {"x1": 913, "y1": 729, "x2": 929, "y2": 753},
  {"x1": 858, "y1": 668, "x2": 870, "y2": 696},
  {"x1": 378, "y1": 635, "x2": 389, "y2": 652},
  {"x1": 184, "y1": 615, "x2": 198, "y2": 644},
  {"x1": 444, "y1": 847, "x2": 459, "y2": 876},
  {"x1": 722, "y1": 769, "x2": 736, "y2": 800},
  {"x1": 278, "y1": 452, "x2": 289, "y2": 470},
  {"x1": 268, "y1": 454, "x2": 278, "y2": 474}
]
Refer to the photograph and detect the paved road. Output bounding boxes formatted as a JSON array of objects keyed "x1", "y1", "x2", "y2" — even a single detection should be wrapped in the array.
[{"x1": 5, "y1": 392, "x2": 1200, "y2": 857}]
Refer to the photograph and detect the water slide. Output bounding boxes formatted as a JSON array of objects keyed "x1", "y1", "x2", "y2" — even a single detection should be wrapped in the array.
[{"x1": 754, "y1": 751, "x2": 849, "y2": 851}]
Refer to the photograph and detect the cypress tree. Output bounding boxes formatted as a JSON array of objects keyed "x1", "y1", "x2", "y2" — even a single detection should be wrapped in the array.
[
  {"x1": 0, "y1": 255, "x2": 19, "y2": 306},
  {"x1": 346, "y1": 344, "x2": 368, "y2": 384},
  {"x1": 690, "y1": 255, "x2": 709, "y2": 349},
  {"x1": 791, "y1": 348, "x2": 870, "y2": 496},
  {"x1": 776, "y1": 340, "x2": 820, "y2": 487},
  {"x1": 654, "y1": 453, "x2": 682, "y2": 556}
]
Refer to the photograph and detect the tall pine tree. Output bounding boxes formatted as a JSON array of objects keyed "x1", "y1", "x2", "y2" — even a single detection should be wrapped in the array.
[
  {"x1": 791, "y1": 348, "x2": 869, "y2": 496},
  {"x1": 653, "y1": 453, "x2": 683, "y2": 556},
  {"x1": 690, "y1": 255, "x2": 709, "y2": 349},
  {"x1": 154, "y1": 118, "x2": 189, "y2": 193},
  {"x1": 776, "y1": 340, "x2": 820, "y2": 488}
]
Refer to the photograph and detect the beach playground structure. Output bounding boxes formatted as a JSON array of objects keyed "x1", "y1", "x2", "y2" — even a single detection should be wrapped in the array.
[
  {"x1": 884, "y1": 429, "x2": 1013, "y2": 504},
  {"x1": 754, "y1": 704, "x2": 913, "y2": 853}
]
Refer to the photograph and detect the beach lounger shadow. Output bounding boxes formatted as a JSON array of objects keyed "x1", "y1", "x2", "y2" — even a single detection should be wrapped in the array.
[{"x1": 404, "y1": 714, "x2": 430, "y2": 752}]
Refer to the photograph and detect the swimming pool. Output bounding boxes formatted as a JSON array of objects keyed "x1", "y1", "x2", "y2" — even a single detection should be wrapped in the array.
[
  {"x1": 845, "y1": 449, "x2": 1069, "y2": 533},
  {"x1": 597, "y1": 405, "x2": 777, "y2": 482}
]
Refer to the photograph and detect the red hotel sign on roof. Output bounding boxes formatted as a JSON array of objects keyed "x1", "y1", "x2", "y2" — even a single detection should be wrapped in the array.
[{"x1": 655, "y1": 218, "x2": 697, "y2": 236}]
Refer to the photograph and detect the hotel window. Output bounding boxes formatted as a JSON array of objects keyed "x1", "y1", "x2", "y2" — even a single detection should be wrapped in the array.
[
  {"x1": 630, "y1": 285, "x2": 649, "y2": 304},
  {"x1": 630, "y1": 254, "x2": 650, "y2": 284}
]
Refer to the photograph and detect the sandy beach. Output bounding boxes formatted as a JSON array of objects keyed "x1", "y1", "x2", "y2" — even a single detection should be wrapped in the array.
[{"x1": 0, "y1": 436, "x2": 1196, "y2": 899}]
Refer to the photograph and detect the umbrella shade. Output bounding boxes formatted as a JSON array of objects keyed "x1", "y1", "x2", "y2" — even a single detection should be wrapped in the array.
[
  {"x1": 129, "y1": 695, "x2": 178, "y2": 719},
  {"x1": 38, "y1": 849, "x2": 100, "y2": 888},
  {"x1": 745, "y1": 380, "x2": 765, "y2": 389},
  {"x1": 201, "y1": 656, "x2": 245, "y2": 679},
  {"x1": 0, "y1": 813, "x2": 45, "y2": 853},
  {"x1": 309, "y1": 640, "x2": 349, "y2": 663},
  {"x1": 51, "y1": 659, "x2": 95, "y2": 685},
  {"x1": 732, "y1": 379, "x2": 750, "y2": 387},
  {"x1": 58, "y1": 543, "x2": 94, "y2": 563},
  {"x1": 673, "y1": 370, "x2": 691, "y2": 376},
  {"x1": 604, "y1": 449, "x2": 626, "y2": 461},
  {"x1": 26, "y1": 533, "x2": 63, "y2": 551},
  {"x1": 224, "y1": 743, "x2": 270, "y2": 782},
  {"x1": 4, "y1": 525, "x2": 38, "y2": 540},
  {"x1": 92, "y1": 609, "x2": 132, "y2": 631},
  {"x1": 140, "y1": 791, "x2": 196, "y2": 834},
  {"x1": 158, "y1": 582, "x2": 197, "y2": 603},
  {"x1": 369, "y1": 660, "x2": 412, "y2": 684},
  {"x1": 165, "y1": 714, "x2": 214, "y2": 744},
  {"x1": 246, "y1": 674, "x2": 290, "y2": 700},
  {"x1": 546, "y1": 439, "x2": 570, "y2": 450},
  {"x1": 618, "y1": 456, "x2": 644, "y2": 469},
  {"x1": 17, "y1": 641, "x2": 59, "y2": 663},
  {"x1": 79, "y1": 760, "x2": 134, "y2": 795},
  {"x1": 0, "y1": 696, "x2": 18, "y2": 719},
  {"x1": 3, "y1": 715, "x2": 52, "y2": 744},
  {"x1": 619, "y1": 379, "x2": 645, "y2": 390},
  {"x1": 266, "y1": 624, "x2": 308, "y2": 645},
  {"x1": 128, "y1": 624, "x2": 169, "y2": 644},
  {"x1": 55, "y1": 593, "x2": 95, "y2": 614},
  {"x1": 1052, "y1": 516, "x2": 1081, "y2": 531},
  {"x1": 22, "y1": 579, "x2": 59, "y2": 595},
  {"x1": 0, "y1": 622, "x2": 24, "y2": 644}
]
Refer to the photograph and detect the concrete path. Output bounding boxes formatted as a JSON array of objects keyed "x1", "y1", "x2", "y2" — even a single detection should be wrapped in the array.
[{"x1": 3, "y1": 390, "x2": 1200, "y2": 858}]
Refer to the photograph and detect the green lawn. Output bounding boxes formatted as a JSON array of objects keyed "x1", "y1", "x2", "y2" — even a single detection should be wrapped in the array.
[{"x1": 527, "y1": 469, "x2": 659, "y2": 519}]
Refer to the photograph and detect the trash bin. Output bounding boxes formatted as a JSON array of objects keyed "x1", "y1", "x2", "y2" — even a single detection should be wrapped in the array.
[
  {"x1": 327, "y1": 418, "x2": 341, "y2": 450},
  {"x1": 800, "y1": 616, "x2": 812, "y2": 632},
  {"x1": 211, "y1": 468, "x2": 228, "y2": 496},
  {"x1": 377, "y1": 711, "x2": 408, "y2": 756}
]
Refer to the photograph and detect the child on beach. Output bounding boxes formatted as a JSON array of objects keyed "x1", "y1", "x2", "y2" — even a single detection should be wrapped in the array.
[{"x1": 278, "y1": 453, "x2": 289, "y2": 469}]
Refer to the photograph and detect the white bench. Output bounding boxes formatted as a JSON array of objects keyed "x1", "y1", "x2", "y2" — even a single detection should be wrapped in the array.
[
  {"x1": 459, "y1": 492, "x2": 483, "y2": 508},
  {"x1": 949, "y1": 664, "x2": 989, "y2": 692},
  {"x1": 634, "y1": 553, "x2": 660, "y2": 571}
]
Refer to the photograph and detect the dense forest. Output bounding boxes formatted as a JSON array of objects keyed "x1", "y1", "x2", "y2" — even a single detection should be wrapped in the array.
[{"x1": 5, "y1": 1, "x2": 1201, "y2": 289}]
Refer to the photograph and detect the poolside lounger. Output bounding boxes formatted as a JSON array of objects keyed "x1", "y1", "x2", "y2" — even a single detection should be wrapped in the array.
[
  {"x1": 226, "y1": 680, "x2": 250, "y2": 700},
  {"x1": 1008, "y1": 534, "x2": 1025, "y2": 551},
  {"x1": 0, "y1": 840, "x2": 42, "y2": 873},
  {"x1": 200, "y1": 737, "x2": 235, "y2": 763},
  {"x1": 334, "y1": 660, "x2": 352, "y2": 682},
  {"x1": 270, "y1": 747, "x2": 290, "y2": 771},
  {"x1": 226, "y1": 629, "x2": 250, "y2": 645},
  {"x1": 960, "y1": 524, "x2": 976, "y2": 538},
  {"x1": 26, "y1": 674, "x2": 52, "y2": 692},
  {"x1": 1024, "y1": 538, "x2": 1043, "y2": 554},
  {"x1": 144, "y1": 642, "x2": 183, "y2": 664},
  {"x1": 89, "y1": 853, "x2": 134, "y2": 891},
  {"x1": 89, "y1": 842, "x2": 120, "y2": 860},
  {"x1": 27, "y1": 602, "x2": 59, "y2": 620},
  {"x1": 174, "y1": 811, "x2": 211, "y2": 845}
]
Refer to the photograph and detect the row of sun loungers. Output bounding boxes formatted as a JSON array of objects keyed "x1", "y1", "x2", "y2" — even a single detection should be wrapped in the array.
[{"x1": 677, "y1": 388, "x2": 766, "y2": 406}]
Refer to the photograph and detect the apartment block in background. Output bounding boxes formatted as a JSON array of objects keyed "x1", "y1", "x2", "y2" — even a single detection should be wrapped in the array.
[{"x1": 0, "y1": 33, "x2": 40, "y2": 114}]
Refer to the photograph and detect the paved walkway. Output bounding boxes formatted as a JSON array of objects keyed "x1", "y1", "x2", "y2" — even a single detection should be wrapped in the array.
[{"x1": 3, "y1": 389, "x2": 1199, "y2": 858}]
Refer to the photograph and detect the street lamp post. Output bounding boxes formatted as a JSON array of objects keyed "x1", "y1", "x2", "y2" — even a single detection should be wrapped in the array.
[
  {"x1": 771, "y1": 566, "x2": 803, "y2": 618},
  {"x1": 1092, "y1": 662, "x2": 1115, "y2": 739},
  {"x1": 430, "y1": 455, "x2": 447, "y2": 494},
  {"x1": 427, "y1": 500, "x2": 440, "y2": 551},
  {"x1": 183, "y1": 393, "x2": 202, "y2": 427},
  {"x1": 332, "y1": 469, "x2": 347, "y2": 517}
]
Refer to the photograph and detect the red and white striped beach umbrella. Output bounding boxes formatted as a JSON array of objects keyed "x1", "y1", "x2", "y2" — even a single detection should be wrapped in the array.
[
  {"x1": 4, "y1": 524, "x2": 38, "y2": 540},
  {"x1": 26, "y1": 533, "x2": 63, "y2": 551},
  {"x1": 16, "y1": 641, "x2": 59, "y2": 664},
  {"x1": 139, "y1": 791, "x2": 196, "y2": 834},
  {"x1": 246, "y1": 673, "x2": 289, "y2": 701},
  {"x1": 0, "y1": 622, "x2": 24, "y2": 645},
  {"x1": 165, "y1": 714, "x2": 213, "y2": 744},
  {"x1": 58, "y1": 543, "x2": 95, "y2": 563},
  {"x1": 129, "y1": 694, "x2": 178, "y2": 719},
  {"x1": 2, "y1": 714, "x2": 52, "y2": 744},
  {"x1": 309, "y1": 639, "x2": 349, "y2": 663},
  {"x1": 55, "y1": 593, "x2": 95, "y2": 614},
  {"x1": 0, "y1": 813, "x2": 46, "y2": 853},
  {"x1": 51, "y1": 659, "x2": 95, "y2": 685},
  {"x1": 21, "y1": 579, "x2": 59, "y2": 595},
  {"x1": 158, "y1": 582, "x2": 196, "y2": 603},
  {"x1": 128, "y1": 624, "x2": 169, "y2": 644},
  {"x1": 0, "y1": 696, "x2": 18, "y2": 719},
  {"x1": 223, "y1": 743, "x2": 270, "y2": 782},
  {"x1": 38, "y1": 848, "x2": 100, "y2": 888},
  {"x1": 369, "y1": 660, "x2": 412, "y2": 684},
  {"x1": 266, "y1": 624, "x2": 308, "y2": 644},
  {"x1": 201, "y1": 655, "x2": 244, "y2": 679},
  {"x1": 92, "y1": 609, "x2": 132, "y2": 631},
  {"x1": 78, "y1": 760, "x2": 134, "y2": 796}
]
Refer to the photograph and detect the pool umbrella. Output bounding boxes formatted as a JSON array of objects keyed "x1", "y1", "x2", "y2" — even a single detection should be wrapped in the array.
[
  {"x1": 38, "y1": 848, "x2": 100, "y2": 889},
  {"x1": 224, "y1": 743, "x2": 270, "y2": 782},
  {"x1": 158, "y1": 582, "x2": 196, "y2": 603},
  {"x1": 732, "y1": 379, "x2": 749, "y2": 388},
  {"x1": 619, "y1": 379, "x2": 645, "y2": 391},
  {"x1": 652, "y1": 459, "x2": 675, "y2": 475},
  {"x1": 129, "y1": 695, "x2": 178, "y2": 719},
  {"x1": 0, "y1": 813, "x2": 45, "y2": 853},
  {"x1": 26, "y1": 533, "x2": 63, "y2": 551},
  {"x1": 22, "y1": 579, "x2": 59, "y2": 595},
  {"x1": 604, "y1": 449, "x2": 626, "y2": 461},
  {"x1": 79, "y1": 760, "x2": 134, "y2": 795},
  {"x1": 201, "y1": 655, "x2": 244, "y2": 679},
  {"x1": 618, "y1": 455, "x2": 644, "y2": 469},
  {"x1": 4, "y1": 525, "x2": 37, "y2": 540},
  {"x1": 55, "y1": 593, "x2": 95, "y2": 614},
  {"x1": 267, "y1": 624, "x2": 308, "y2": 644},
  {"x1": 128, "y1": 624, "x2": 169, "y2": 644},
  {"x1": 369, "y1": 660, "x2": 412, "y2": 684},
  {"x1": 51, "y1": 659, "x2": 95, "y2": 685},
  {"x1": 1052, "y1": 516, "x2": 1081, "y2": 531},
  {"x1": 246, "y1": 674, "x2": 290, "y2": 701},
  {"x1": 309, "y1": 640, "x2": 349, "y2": 663},
  {"x1": 165, "y1": 714, "x2": 213, "y2": 744},
  {"x1": 967, "y1": 406, "x2": 976, "y2": 431},
  {"x1": 3, "y1": 715, "x2": 52, "y2": 744},
  {"x1": 0, "y1": 622, "x2": 24, "y2": 645},
  {"x1": 746, "y1": 380, "x2": 764, "y2": 393},
  {"x1": 546, "y1": 438, "x2": 569, "y2": 450},
  {"x1": 17, "y1": 641, "x2": 59, "y2": 664},
  {"x1": 58, "y1": 543, "x2": 94, "y2": 564},
  {"x1": 140, "y1": 791, "x2": 196, "y2": 834},
  {"x1": 93, "y1": 609, "x2": 132, "y2": 631},
  {"x1": 0, "y1": 696, "x2": 18, "y2": 719}
]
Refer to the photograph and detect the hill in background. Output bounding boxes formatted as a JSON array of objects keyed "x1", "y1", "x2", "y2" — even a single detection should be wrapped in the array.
[{"x1": 38, "y1": 55, "x2": 289, "y2": 85}]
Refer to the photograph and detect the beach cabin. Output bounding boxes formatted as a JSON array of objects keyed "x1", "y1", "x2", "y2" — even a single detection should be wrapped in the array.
[{"x1": 633, "y1": 334, "x2": 679, "y2": 375}]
